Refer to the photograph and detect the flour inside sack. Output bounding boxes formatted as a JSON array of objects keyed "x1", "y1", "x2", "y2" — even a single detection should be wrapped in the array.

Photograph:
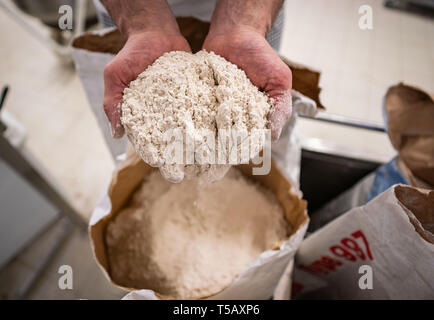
[
  {"x1": 121, "y1": 50, "x2": 273, "y2": 183},
  {"x1": 105, "y1": 168, "x2": 290, "y2": 299}
]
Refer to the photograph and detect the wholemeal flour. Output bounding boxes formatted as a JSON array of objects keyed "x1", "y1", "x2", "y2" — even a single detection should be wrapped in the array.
[
  {"x1": 105, "y1": 168, "x2": 290, "y2": 299},
  {"x1": 121, "y1": 51, "x2": 272, "y2": 183}
]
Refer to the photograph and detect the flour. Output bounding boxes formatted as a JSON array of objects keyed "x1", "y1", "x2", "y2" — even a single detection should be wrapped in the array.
[
  {"x1": 105, "y1": 168, "x2": 290, "y2": 299},
  {"x1": 121, "y1": 51, "x2": 272, "y2": 183}
]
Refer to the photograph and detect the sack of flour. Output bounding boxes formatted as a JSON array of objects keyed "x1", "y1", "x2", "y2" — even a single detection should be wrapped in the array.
[
  {"x1": 293, "y1": 184, "x2": 434, "y2": 299},
  {"x1": 90, "y1": 153, "x2": 308, "y2": 300}
]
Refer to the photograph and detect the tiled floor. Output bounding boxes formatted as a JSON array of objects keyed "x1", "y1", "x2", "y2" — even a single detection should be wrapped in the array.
[
  {"x1": 0, "y1": 219, "x2": 125, "y2": 300},
  {"x1": 0, "y1": 0, "x2": 432, "y2": 299}
]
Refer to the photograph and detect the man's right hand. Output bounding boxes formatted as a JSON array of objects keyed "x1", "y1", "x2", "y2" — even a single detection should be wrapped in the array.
[
  {"x1": 101, "y1": 0, "x2": 190, "y2": 138},
  {"x1": 103, "y1": 32, "x2": 190, "y2": 138}
]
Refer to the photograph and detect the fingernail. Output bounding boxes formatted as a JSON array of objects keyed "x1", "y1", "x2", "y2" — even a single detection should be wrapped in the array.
[
  {"x1": 110, "y1": 122, "x2": 116, "y2": 138},
  {"x1": 273, "y1": 127, "x2": 282, "y2": 142}
]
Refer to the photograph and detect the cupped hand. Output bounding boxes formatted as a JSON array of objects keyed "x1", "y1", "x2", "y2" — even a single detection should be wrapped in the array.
[
  {"x1": 103, "y1": 32, "x2": 191, "y2": 138},
  {"x1": 203, "y1": 27, "x2": 292, "y2": 141}
]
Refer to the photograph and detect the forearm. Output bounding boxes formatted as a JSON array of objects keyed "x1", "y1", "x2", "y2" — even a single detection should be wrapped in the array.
[
  {"x1": 101, "y1": 0, "x2": 180, "y2": 37},
  {"x1": 209, "y1": 0, "x2": 284, "y2": 37}
]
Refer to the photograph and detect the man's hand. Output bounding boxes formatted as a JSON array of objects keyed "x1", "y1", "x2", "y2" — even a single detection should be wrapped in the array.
[
  {"x1": 101, "y1": 0, "x2": 190, "y2": 138},
  {"x1": 104, "y1": 32, "x2": 190, "y2": 138},
  {"x1": 203, "y1": 0, "x2": 291, "y2": 141}
]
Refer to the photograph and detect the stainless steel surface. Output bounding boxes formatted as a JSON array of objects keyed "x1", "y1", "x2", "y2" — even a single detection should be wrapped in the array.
[
  {"x1": 299, "y1": 113, "x2": 386, "y2": 212},
  {"x1": 385, "y1": 0, "x2": 434, "y2": 9},
  {"x1": 0, "y1": 86, "x2": 8, "y2": 111},
  {"x1": 300, "y1": 148, "x2": 381, "y2": 213},
  {"x1": 0, "y1": 131, "x2": 87, "y2": 231},
  {"x1": 0, "y1": 157, "x2": 59, "y2": 269},
  {"x1": 300, "y1": 112, "x2": 386, "y2": 132},
  {"x1": 384, "y1": 0, "x2": 434, "y2": 17}
]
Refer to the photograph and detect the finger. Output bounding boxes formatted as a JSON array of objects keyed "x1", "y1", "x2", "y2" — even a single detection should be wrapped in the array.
[
  {"x1": 103, "y1": 63, "x2": 125, "y2": 139},
  {"x1": 268, "y1": 90, "x2": 292, "y2": 142},
  {"x1": 104, "y1": 100, "x2": 125, "y2": 139},
  {"x1": 103, "y1": 96, "x2": 125, "y2": 139}
]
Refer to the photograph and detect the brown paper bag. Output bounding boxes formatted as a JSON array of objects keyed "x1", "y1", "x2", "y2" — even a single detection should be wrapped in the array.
[
  {"x1": 89, "y1": 154, "x2": 308, "y2": 299},
  {"x1": 385, "y1": 83, "x2": 434, "y2": 186}
]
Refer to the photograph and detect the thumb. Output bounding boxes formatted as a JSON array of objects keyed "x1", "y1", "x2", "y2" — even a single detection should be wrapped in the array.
[
  {"x1": 268, "y1": 90, "x2": 292, "y2": 141},
  {"x1": 103, "y1": 62, "x2": 126, "y2": 139},
  {"x1": 103, "y1": 98, "x2": 125, "y2": 139}
]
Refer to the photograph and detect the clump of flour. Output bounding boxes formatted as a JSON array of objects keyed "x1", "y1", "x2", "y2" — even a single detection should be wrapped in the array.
[
  {"x1": 106, "y1": 168, "x2": 290, "y2": 299},
  {"x1": 121, "y1": 50, "x2": 272, "y2": 183}
]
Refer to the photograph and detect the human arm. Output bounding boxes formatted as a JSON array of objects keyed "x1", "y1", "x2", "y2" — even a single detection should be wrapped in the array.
[
  {"x1": 203, "y1": 0, "x2": 292, "y2": 141},
  {"x1": 101, "y1": 0, "x2": 191, "y2": 138}
]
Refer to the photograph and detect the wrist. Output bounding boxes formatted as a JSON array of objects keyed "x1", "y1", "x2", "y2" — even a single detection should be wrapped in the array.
[
  {"x1": 208, "y1": 0, "x2": 283, "y2": 38},
  {"x1": 207, "y1": 23, "x2": 267, "y2": 41},
  {"x1": 119, "y1": 16, "x2": 181, "y2": 39},
  {"x1": 209, "y1": 16, "x2": 270, "y2": 38},
  {"x1": 125, "y1": 30, "x2": 191, "y2": 54},
  {"x1": 124, "y1": 17, "x2": 182, "y2": 39},
  {"x1": 126, "y1": 27, "x2": 182, "y2": 41},
  {"x1": 101, "y1": 0, "x2": 181, "y2": 38}
]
